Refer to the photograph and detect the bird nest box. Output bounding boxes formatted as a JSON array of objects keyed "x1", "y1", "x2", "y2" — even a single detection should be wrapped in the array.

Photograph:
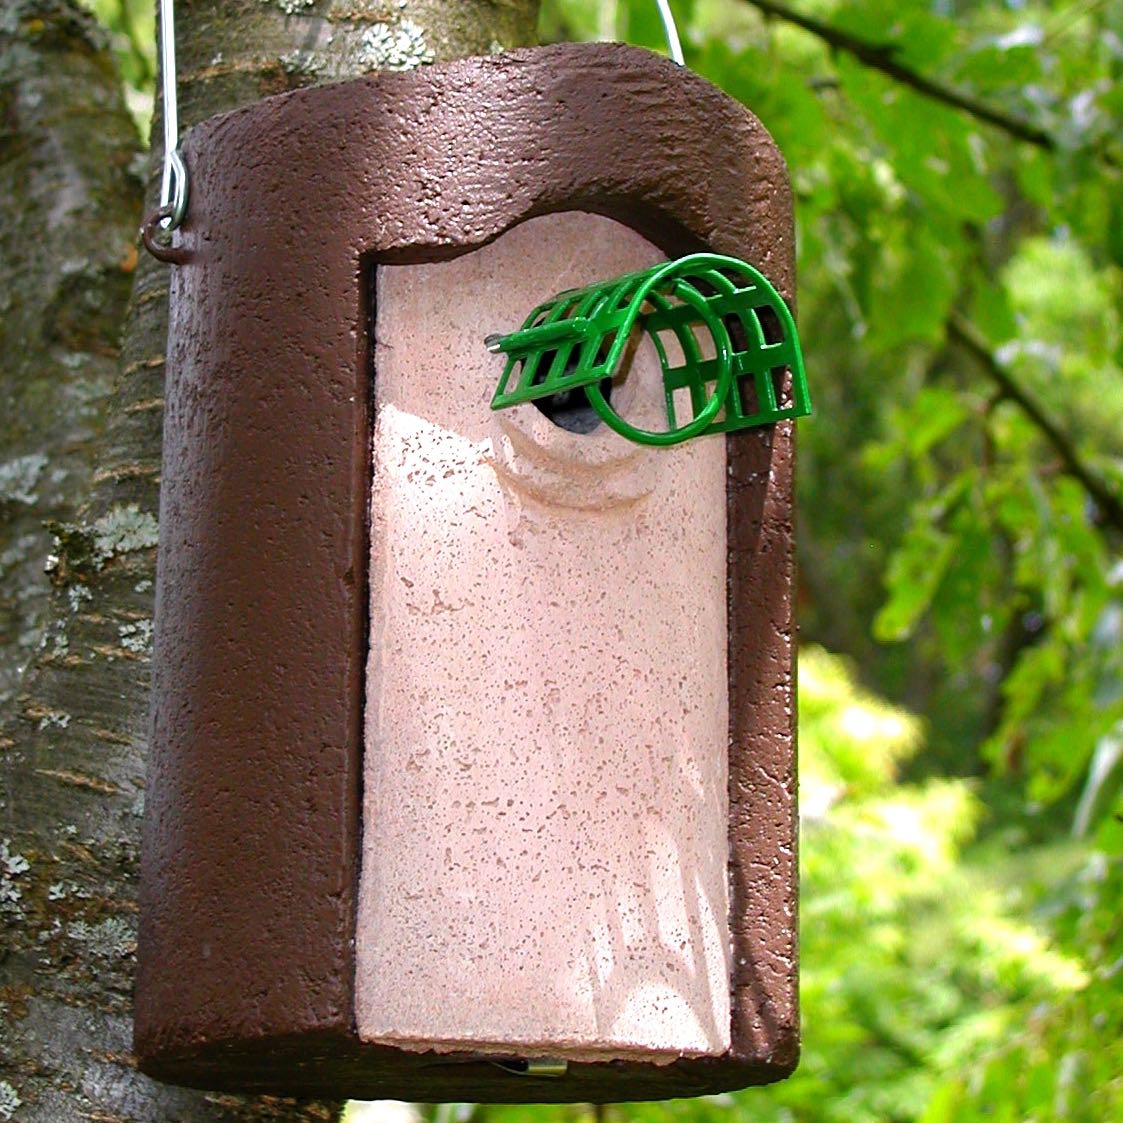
[{"x1": 136, "y1": 42, "x2": 803, "y2": 1104}]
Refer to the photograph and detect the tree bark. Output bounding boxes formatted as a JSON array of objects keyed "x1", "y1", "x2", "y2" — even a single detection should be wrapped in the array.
[{"x1": 0, "y1": 0, "x2": 539, "y2": 1119}]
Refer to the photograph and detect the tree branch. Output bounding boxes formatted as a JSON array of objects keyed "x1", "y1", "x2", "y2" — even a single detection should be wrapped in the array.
[
  {"x1": 742, "y1": 0, "x2": 1056, "y2": 150},
  {"x1": 948, "y1": 314, "x2": 1123, "y2": 534}
]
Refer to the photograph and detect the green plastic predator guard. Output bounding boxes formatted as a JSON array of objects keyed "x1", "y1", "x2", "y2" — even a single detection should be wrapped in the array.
[{"x1": 487, "y1": 253, "x2": 811, "y2": 447}]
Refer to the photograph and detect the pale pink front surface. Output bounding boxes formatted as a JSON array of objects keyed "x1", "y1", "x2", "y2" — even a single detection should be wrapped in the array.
[{"x1": 356, "y1": 214, "x2": 731, "y2": 1061}]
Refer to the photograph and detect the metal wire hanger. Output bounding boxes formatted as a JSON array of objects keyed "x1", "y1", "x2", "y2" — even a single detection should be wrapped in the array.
[{"x1": 155, "y1": 0, "x2": 186, "y2": 235}]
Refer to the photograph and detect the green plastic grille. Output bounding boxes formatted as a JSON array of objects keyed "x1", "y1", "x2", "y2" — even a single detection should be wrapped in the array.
[{"x1": 487, "y1": 253, "x2": 810, "y2": 447}]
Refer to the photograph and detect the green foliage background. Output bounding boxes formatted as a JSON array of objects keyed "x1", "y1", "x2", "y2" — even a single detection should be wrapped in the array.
[
  {"x1": 543, "y1": 5, "x2": 1122, "y2": 1117},
  {"x1": 94, "y1": 0, "x2": 1123, "y2": 1117}
]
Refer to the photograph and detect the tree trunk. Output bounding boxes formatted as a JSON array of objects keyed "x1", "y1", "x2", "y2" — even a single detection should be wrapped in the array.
[{"x1": 0, "y1": 0, "x2": 539, "y2": 1119}]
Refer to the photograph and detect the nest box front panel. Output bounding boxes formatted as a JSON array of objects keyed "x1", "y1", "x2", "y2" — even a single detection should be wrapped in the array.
[
  {"x1": 358, "y1": 212, "x2": 731, "y2": 1060},
  {"x1": 138, "y1": 42, "x2": 798, "y2": 1101}
]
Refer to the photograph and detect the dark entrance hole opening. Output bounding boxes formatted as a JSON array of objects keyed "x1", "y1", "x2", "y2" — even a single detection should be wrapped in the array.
[{"x1": 530, "y1": 347, "x2": 614, "y2": 435}]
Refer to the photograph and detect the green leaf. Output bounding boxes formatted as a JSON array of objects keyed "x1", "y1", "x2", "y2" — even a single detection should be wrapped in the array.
[
  {"x1": 905, "y1": 387, "x2": 971, "y2": 458},
  {"x1": 874, "y1": 522, "x2": 957, "y2": 641}
]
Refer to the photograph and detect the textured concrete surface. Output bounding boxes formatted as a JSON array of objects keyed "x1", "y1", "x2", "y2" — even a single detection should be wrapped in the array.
[{"x1": 356, "y1": 213, "x2": 731, "y2": 1060}]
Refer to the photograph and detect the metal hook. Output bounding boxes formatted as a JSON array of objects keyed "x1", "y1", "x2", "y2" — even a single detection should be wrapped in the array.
[{"x1": 141, "y1": 203, "x2": 192, "y2": 264}]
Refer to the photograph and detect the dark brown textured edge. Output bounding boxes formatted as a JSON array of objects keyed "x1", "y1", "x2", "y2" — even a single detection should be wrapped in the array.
[{"x1": 135, "y1": 41, "x2": 797, "y2": 1103}]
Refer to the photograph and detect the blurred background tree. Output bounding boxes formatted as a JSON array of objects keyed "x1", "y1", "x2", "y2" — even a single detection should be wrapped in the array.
[{"x1": 3, "y1": 0, "x2": 1120, "y2": 1119}]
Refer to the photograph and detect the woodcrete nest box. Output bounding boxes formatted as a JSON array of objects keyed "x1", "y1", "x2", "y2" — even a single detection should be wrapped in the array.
[{"x1": 136, "y1": 43, "x2": 804, "y2": 1103}]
